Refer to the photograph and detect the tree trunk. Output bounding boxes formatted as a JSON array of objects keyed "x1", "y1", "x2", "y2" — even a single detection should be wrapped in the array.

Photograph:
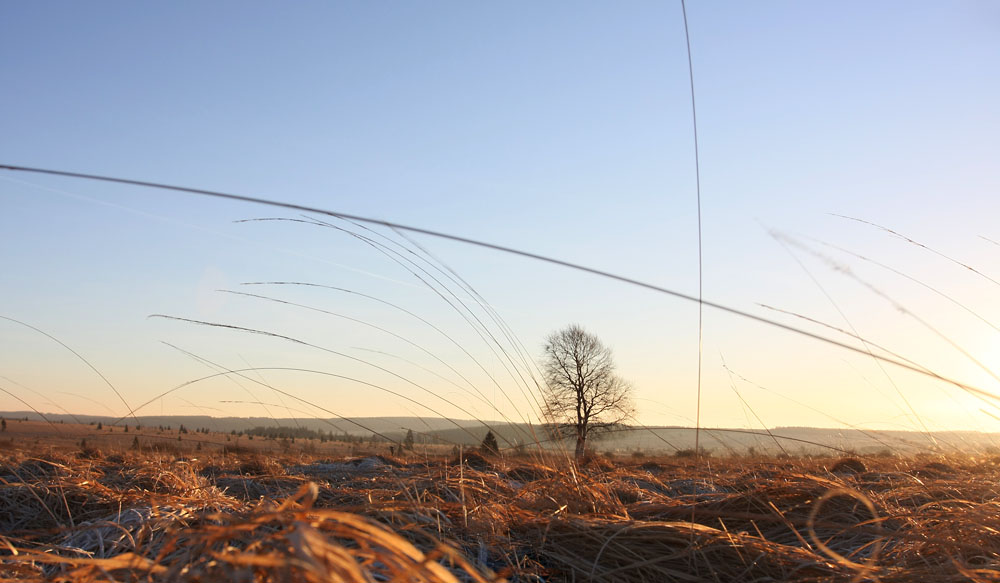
[{"x1": 574, "y1": 432, "x2": 586, "y2": 459}]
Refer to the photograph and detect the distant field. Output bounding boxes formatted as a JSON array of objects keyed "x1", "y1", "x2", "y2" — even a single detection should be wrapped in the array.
[
  {"x1": 6, "y1": 413, "x2": 999, "y2": 457},
  {"x1": 3, "y1": 424, "x2": 1000, "y2": 582},
  {"x1": 0, "y1": 418, "x2": 445, "y2": 458}
]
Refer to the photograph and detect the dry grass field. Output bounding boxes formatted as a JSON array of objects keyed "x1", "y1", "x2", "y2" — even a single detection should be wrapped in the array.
[
  {"x1": 2, "y1": 5, "x2": 995, "y2": 582},
  {"x1": 3, "y1": 422, "x2": 1000, "y2": 582}
]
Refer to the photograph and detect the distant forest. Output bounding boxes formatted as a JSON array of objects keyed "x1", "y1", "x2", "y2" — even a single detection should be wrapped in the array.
[{"x1": 245, "y1": 426, "x2": 370, "y2": 443}]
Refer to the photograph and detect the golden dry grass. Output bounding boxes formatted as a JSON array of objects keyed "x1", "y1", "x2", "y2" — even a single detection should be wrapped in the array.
[{"x1": 2, "y1": 435, "x2": 1000, "y2": 582}]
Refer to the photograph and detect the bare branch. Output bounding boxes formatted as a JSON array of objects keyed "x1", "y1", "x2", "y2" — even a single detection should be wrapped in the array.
[{"x1": 540, "y1": 324, "x2": 633, "y2": 459}]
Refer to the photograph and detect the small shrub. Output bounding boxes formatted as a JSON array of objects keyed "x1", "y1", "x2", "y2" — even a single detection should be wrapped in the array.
[
  {"x1": 830, "y1": 458, "x2": 867, "y2": 474},
  {"x1": 675, "y1": 448, "x2": 711, "y2": 458},
  {"x1": 480, "y1": 431, "x2": 499, "y2": 456}
]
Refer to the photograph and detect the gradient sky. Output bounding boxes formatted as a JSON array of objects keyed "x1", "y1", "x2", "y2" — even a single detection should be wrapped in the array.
[{"x1": 2, "y1": 2, "x2": 999, "y2": 435}]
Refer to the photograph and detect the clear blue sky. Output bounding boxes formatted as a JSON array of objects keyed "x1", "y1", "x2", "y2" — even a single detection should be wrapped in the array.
[{"x1": 1, "y1": 2, "x2": 998, "y2": 434}]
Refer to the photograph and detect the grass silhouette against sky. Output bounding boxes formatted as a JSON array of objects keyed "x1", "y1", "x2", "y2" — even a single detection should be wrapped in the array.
[{"x1": 1, "y1": 2, "x2": 998, "y2": 431}]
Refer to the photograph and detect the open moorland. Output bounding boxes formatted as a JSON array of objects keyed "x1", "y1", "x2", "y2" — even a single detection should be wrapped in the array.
[
  {"x1": 3, "y1": 422, "x2": 1000, "y2": 582},
  {"x1": 3, "y1": 4, "x2": 997, "y2": 583}
]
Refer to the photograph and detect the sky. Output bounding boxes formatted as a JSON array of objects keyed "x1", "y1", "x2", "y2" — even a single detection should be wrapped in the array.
[{"x1": 1, "y1": 2, "x2": 999, "y2": 437}]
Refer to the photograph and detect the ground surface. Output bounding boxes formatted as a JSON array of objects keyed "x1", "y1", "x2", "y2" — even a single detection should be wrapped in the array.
[{"x1": 2, "y1": 422, "x2": 1000, "y2": 582}]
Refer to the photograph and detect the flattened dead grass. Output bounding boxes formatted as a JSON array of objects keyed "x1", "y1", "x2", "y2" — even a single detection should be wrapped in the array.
[{"x1": 3, "y1": 448, "x2": 1000, "y2": 582}]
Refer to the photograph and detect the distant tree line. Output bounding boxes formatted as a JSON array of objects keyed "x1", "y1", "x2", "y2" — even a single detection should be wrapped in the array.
[{"x1": 246, "y1": 426, "x2": 371, "y2": 443}]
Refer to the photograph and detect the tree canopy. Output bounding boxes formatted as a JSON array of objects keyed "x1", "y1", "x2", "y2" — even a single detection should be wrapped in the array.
[{"x1": 541, "y1": 324, "x2": 633, "y2": 459}]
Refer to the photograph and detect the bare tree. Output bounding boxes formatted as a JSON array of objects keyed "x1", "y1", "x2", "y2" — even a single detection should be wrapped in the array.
[{"x1": 541, "y1": 325, "x2": 633, "y2": 459}]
